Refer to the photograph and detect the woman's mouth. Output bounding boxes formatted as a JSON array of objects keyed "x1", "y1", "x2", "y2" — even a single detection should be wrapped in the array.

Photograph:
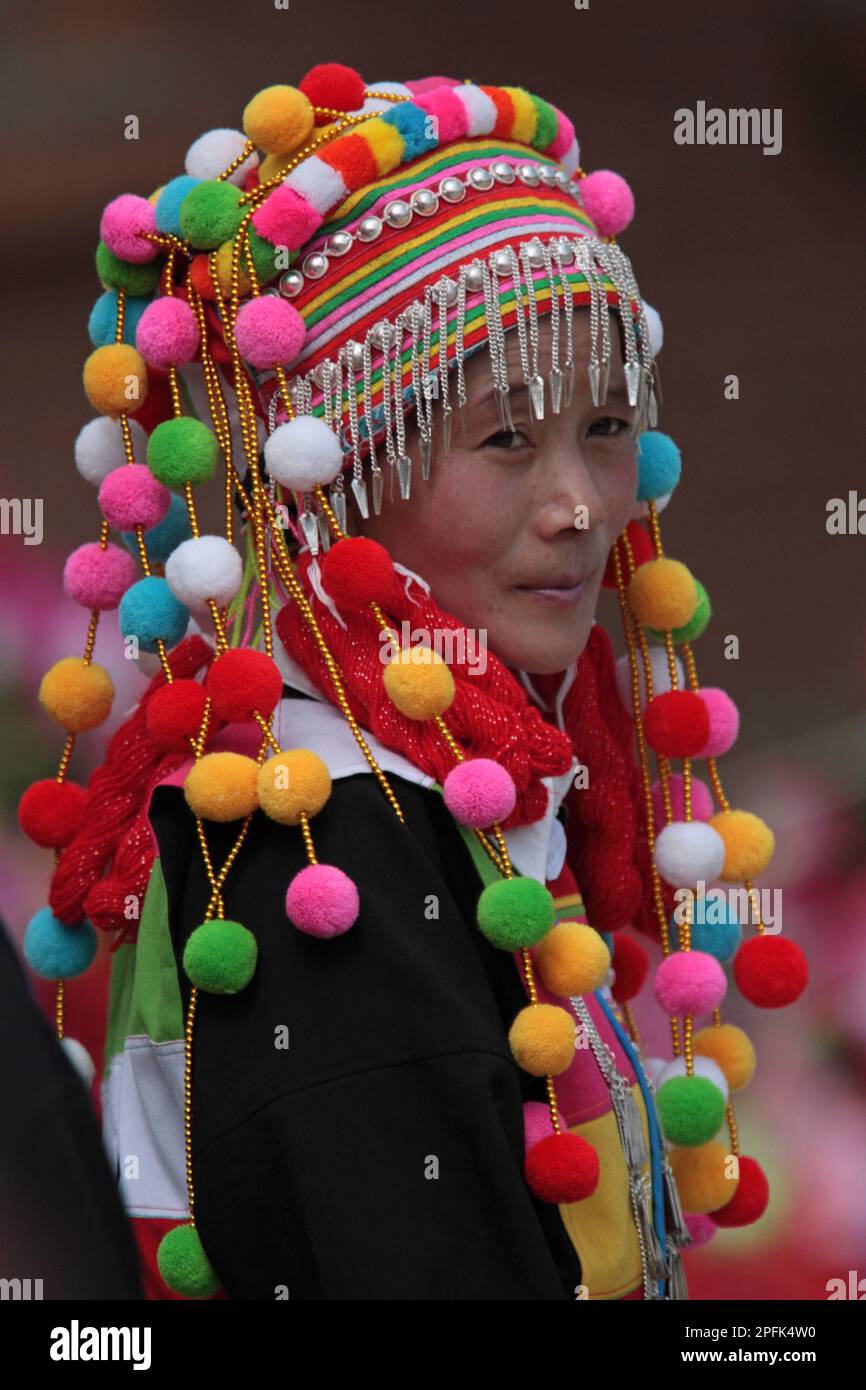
[{"x1": 515, "y1": 578, "x2": 588, "y2": 605}]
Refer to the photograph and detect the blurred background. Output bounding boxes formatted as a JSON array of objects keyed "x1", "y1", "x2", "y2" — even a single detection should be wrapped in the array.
[{"x1": 1, "y1": 0, "x2": 864, "y2": 1300}]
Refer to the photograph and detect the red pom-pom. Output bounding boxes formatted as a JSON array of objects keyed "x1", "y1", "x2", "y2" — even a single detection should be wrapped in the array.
[
  {"x1": 602, "y1": 522, "x2": 654, "y2": 590},
  {"x1": 319, "y1": 133, "x2": 379, "y2": 190},
  {"x1": 145, "y1": 680, "x2": 210, "y2": 753},
  {"x1": 206, "y1": 649, "x2": 283, "y2": 723},
  {"x1": 319, "y1": 537, "x2": 398, "y2": 612},
  {"x1": 18, "y1": 779, "x2": 86, "y2": 848},
  {"x1": 610, "y1": 932, "x2": 649, "y2": 1003},
  {"x1": 643, "y1": 690, "x2": 710, "y2": 757},
  {"x1": 299, "y1": 63, "x2": 366, "y2": 121},
  {"x1": 733, "y1": 934, "x2": 808, "y2": 1008},
  {"x1": 524, "y1": 1131, "x2": 600, "y2": 1204},
  {"x1": 710, "y1": 1155, "x2": 770, "y2": 1228}
]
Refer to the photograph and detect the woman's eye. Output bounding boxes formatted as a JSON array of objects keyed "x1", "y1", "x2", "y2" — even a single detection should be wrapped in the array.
[
  {"x1": 481, "y1": 428, "x2": 531, "y2": 450},
  {"x1": 588, "y1": 417, "x2": 631, "y2": 438}
]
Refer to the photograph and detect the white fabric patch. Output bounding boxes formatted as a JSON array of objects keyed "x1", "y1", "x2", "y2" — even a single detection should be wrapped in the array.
[
  {"x1": 285, "y1": 157, "x2": 346, "y2": 216},
  {"x1": 101, "y1": 1037, "x2": 189, "y2": 1220},
  {"x1": 561, "y1": 137, "x2": 581, "y2": 176},
  {"x1": 453, "y1": 85, "x2": 497, "y2": 136}
]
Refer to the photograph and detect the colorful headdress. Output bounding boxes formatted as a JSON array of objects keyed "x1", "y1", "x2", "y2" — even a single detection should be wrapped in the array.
[{"x1": 21, "y1": 65, "x2": 809, "y2": 1299}]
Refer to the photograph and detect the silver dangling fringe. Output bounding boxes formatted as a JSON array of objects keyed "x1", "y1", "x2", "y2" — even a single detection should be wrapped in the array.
[
  {"x1": 632, "y1": 1172, "x2": 668, "y2": 1283},
  {"x1": 662, "y1": 1157, "x2": 692, "y2": 1248},
  {"x1": 595, "y1": 241, "x2": 641, "y2": 408},
  {"x1": 361, "y1": 335, "x2": 384, "y2": 516},
  {"x1": 437, "y1": 278, "x2": 454, "y2": 456},
  {"x1": 455, "y1": 264, "x2": 469, "y2": 438},
  {"x1": 419, "y1": 288, "x2": 436, "y2": 481},
  {"x1": 553, "y1": 238, "x2": 576, "y2": 406},
  {"x1": 573, "y1": 237, "x2": 609, "y2": 406},
  {"x1": 480, "y1": 258, "x2": 513, "y2": 431},
  {"x1": 519, "y1": 242, "x2": 545, "y2": 421},
  {"x1": 345, "y1": 339, "x2": 369, "y2": 520},
  {"x1": 666, "y1": 1239, "x2": 690, "y2": 1300},
  {"x1": 542, "y1": 240, "x2": 564, "y2": 414},
  {"x1": 392, "y1": 311, "x2": 411, "y2": 500}
]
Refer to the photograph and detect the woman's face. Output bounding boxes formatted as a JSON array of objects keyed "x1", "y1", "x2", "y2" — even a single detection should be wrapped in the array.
[{"x1": 354, "y1": 307, "x2": 639, "y2": 675}]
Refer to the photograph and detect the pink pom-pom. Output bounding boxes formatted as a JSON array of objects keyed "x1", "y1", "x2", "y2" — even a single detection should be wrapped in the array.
[
  {"x1": 98, "y1": 464, "x2": 171, "y2": 531},
  {"x1": 695, "y1": 688, "x2": 740, "y2": 758},
  {"x1": 651, "y1": 773, "x2": 714, "y2": 825},
  {"x1": 234, "y1": 297, "x2": 306, "y2": 369},
  {"x1": 63, "y1": 542, "x2": 137, "y2": 610},
  {"x1": 251, "y1": 185, "x2": 321, "y2": 249},
  {"x1": 99, "y1": 193, "x2": 158, "y2": 264},
  {"x1": 285, "y1": 863, "x2": 359, "y2": 939},
  {"x1": 442, "y1": 758, "x2": 516, "y2": 828},
  {"x1": 523, "y1": 1100, "x2": 555, "y2": 1150},
  {"x1": 580, "y1": 170, "x2": 635, "y2": 237},
  {"x1": 548, "y1": 109, "x2": 576, "y2": 160},
  {"x1": 415, "y1": 86, "x2": 469, "y2": 143},
  {"x1": 685, "y1": 1213, "x2": 718, "y2": 1248},
  {"x1": 135, "y1": 297, "x2": 199, "y2": 369},
  {"x1": 653, "y1": 951, "x2": 727, "y2": 1018}
]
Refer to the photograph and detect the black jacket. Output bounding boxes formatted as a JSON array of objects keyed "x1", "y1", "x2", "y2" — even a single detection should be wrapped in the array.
[{"x1": 149, "y1": 691, "x2": 583, "y2": 1300}]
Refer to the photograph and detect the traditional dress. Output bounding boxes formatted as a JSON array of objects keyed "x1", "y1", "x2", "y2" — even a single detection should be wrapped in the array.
[{"x1": 20, "y1": 64, "x2": 809, "y2": 1301}]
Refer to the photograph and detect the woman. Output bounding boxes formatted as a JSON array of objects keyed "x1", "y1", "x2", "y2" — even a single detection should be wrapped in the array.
[{"x1": 23, "y1": 65, "x2": 809, "y2": 1301}]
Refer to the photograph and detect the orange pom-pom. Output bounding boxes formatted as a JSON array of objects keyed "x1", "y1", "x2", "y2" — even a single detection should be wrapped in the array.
[
  {"x1": 83, "y1": 344, "x2": 148, "y2": 417},
  {"x1": 383, "y1": 647, "x2": 455, "y2": 720},
  {"x1": 39, "y1": 657, "x2": 114, "y2": 732},
  {"x1": 184, "y1": 752, "x2": 260, "y2": 822},
  {"x1": 668, "y1": 1140, "x2": 738, "y2": 1214},
  {"x1": 257, "y1": 749, "x2": 331, "y2": 826},
  {"x1": 533, "y1": 920, "x2": 610, "y2": 997},
  {"x1": 628, "y1": 557, "x2": 698, "y2": 631}
]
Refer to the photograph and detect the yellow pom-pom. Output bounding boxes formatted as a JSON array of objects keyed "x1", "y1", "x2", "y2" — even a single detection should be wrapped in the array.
[
  {"x1": 694, "y1": 1023, "x2": 756, "y2": 1091},
  {"x1": 533, "y1": 920, "x2": 611, "y2": 997},
  {"x1": 360, "y1": 116, "x2": 405, "y2": 175},
  {"x1": 243, "y1": 85, "x2": 314, "y2": 155},
  {"x1": 508, "y1": 1002, "x2": 576, "y2": 1077},
  {"x1": 257, "y1": 748, "x2": 331, "y2": 826},
  {"x1": 184, "y1": 752, "x2": 260, "y2": 822},
  {"x1": 502, "y1": 87, "x2": 538, "y2": 144},
  {"x1": 214, "y1": 241, "x2": 253, "y2": 297},
  {"x1": 709, "y1": 809, "x2": 775, "y2": 882},
  {"x1": 383, "y1": 647, "x2": 455, "y2": 720},
  {"x1": 668, "y1": 1140, "x2": 739, "y2": 1214},
  {"x1": 628, "y1": 557, "x2": 698, "y2": 631},
  {"x1": 39, "y1": 657, "x2": 114, "y2": 732},
  {"x1": 83, "y1": 344, "x2": 149, "y2": 418},
  {"x1": 148, "y1": 186, "x2": 165, "y2": 206}
]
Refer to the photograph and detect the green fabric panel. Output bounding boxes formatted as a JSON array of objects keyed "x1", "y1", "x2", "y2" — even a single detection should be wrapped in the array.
[{"x1": 103, "y1": 857, "x2": 185, "y2": 1074}]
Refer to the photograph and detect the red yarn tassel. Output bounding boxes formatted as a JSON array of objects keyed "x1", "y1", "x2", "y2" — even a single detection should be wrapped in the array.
[{"x1": 48, "y1": 636, "x2": 216, "y2": 939}]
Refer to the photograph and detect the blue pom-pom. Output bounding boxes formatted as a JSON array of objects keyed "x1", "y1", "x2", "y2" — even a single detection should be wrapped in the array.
[
  {"x1": 636, "y1": 431, "x2": 682, "y2": 502},
  {"x1": 119, "y1": 576, "x2": 189, "y2": 652},
  {"x1": 122, "y1": 494, "x2": 192, "y2": 566},
  {"x1": 88, "y1": 290, "x2": 153, "y2": 348},
  {"x1": 670, "y1": 894, "x2": 742, "y2": 962},
  {"x1": 155, "y1": 175, "x2": 202, "y2": 238},
  {"x1": 382, "y1": 103, "x2": 438, "y2": 160},
  {"x1": 24, "y1": 908, "x2": 98, "y2": 980}
]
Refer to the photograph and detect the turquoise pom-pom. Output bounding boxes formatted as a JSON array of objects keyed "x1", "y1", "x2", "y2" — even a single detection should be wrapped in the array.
[
  {"x1": 155, "y1": 175, "x2": 202, "y2": 238},
  {"x1": 24, "y1": 908, "x2": 98, "y2": 980},
  {"x1": 122, "y1": 493, "x2": 193, "y2": 566},
  {"x1": 382, "y1": 103, "x2": 438, "y2": 160},
  {"x1": 156, "y1": 1223, "x2": 221, "y2": 1299},
  {"x1": 636, "y1": 431, "x2": 682, "y2": 502},
  {"x1": 88, "y1": 290, "x2": 154, "y2": 348},
  {"x1": 119, "y1": 576, "x2": 189, "y2": 652},
  {"x1": 670, "y1": 894, "x2": 742, "y2": 962}
]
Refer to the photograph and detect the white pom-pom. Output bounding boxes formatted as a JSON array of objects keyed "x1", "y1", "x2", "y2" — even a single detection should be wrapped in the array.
[
  {"x1": 60, "y1": 1037, "x2": 96, "y2": 1088},
  {"x1": 630, "y1": 491, "x2": 672, "y2": 522},
  {"x1": 561, "y1": 137, "x2": 581, "y2": 176},
  {"x1": 658, "y1": 1054, "x2": 729, "y2": 1101},
  {"x1": 453, "y1": 85, "x2": 497, "y2": 136},
  {"x1": 642, "y1": 1055, "x2": 668, "y2": 1087},
  {"x1": 165, "y1": 536, "x2": 243, "y2": 609},
  {"x1": 655, "y1": 821, "x2": 726, "y2": 888},
  {"x1": 185, "y1": 129, "x2": 260, "y2": 187},
  {"x1": 642, "y1": 301, "x2": 664, "y2": 357},
  {"x1": 285, "y1": 157, "x2": 347, "y2": 216},
  {"x1": 264, "y1": 416, "x2": 343, "y2": 491},
  {"x1": 75, "y1": 417, "x2": 147, "y2": 485},
  {"x1": 615, "y1": 647, "x2": 684, "y2": 713}
]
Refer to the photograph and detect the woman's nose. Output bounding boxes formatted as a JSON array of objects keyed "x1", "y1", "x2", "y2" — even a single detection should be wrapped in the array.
[{"x1": 531, "y1": 447, "x2": 606, "y2": 541}]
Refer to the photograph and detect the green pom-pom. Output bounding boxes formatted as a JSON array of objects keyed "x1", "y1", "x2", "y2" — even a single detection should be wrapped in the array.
[
  {"x1": 179, "y1": 181, "x2": 244, "y2": 250},
  {"x1": 247, "y1": 227, "x2": 283, "y2": 285},
  {"x1": 157, "y1": 1223, "x2": 221, "y2": 1299},
  {"x1": 183, "y1": 918, "x2": 257, "y2": 993},
  {"x1": 476, "y1": 876, "x2": 554, "y2": 950},
  {"x1": 147, "y1": 416, "x2": 219, "y2": 488},
  {"x1": 530, "y1": 96, "x2": 559, "y2": 152},
  {"x1": 656, "y1": 1074, "x2": 726, "y2": 1146},
  {"x1": 647, "y1": 579, "x2": 711, "y2": 645},
  {"x1": 95, "y1": 241, "x2": 162, "y2": 297}
]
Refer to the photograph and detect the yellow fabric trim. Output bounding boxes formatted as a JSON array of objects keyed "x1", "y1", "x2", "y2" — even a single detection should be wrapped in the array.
[{"x1": 558, "y1": 1081, "x2": 650, "y2": 1300}]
